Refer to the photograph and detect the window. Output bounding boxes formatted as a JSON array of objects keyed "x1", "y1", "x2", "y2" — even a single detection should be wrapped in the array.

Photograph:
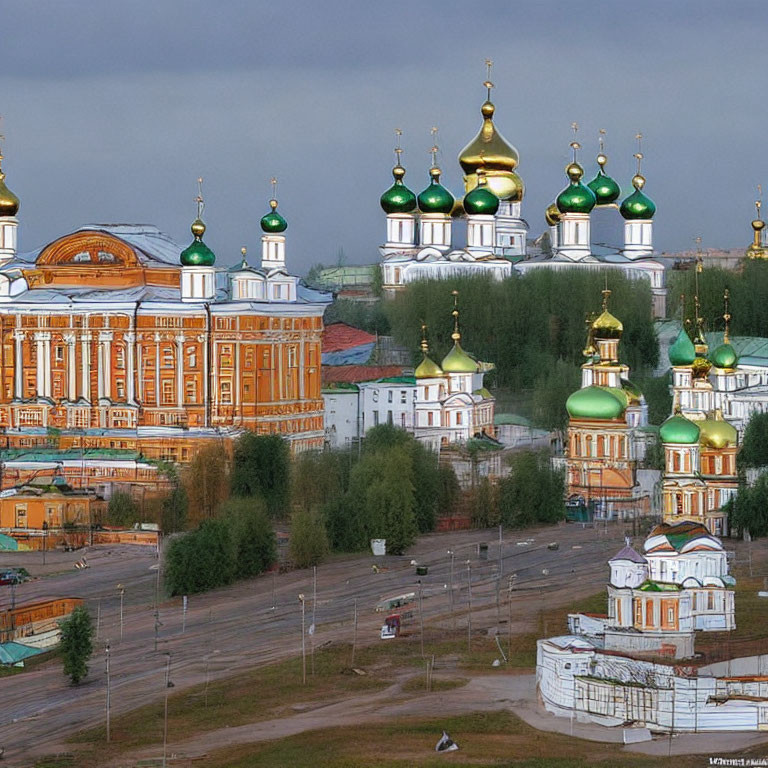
[
  {"x1": 185, "y1": 380, "x2": 196, "y2": 402},
  {"x1": 456, "y1": 412, "x2": 463, "y2": 425},
  {"x1": 162, "y1": 380, "x2": 174, "y2": 404},
  {"x1": 373, "y1": 410, "x2": 379, "y2": 426},
  {"x1": 287, "y1": 346, "x2": 297, "y2": 368},
  {"x1": 116, "y1": 380, "x2": 125, "y2": 399},
  {"x1": 220, "y1": 345, "x2": 233, "y2": 368},
  {"x1": 388, "y1": 390, "x2": 393, "y2": 403},
  {"x1": 400, "y1": 390, "x2": 407, "y2": 404},
  {"x1": 186, "y1": 347, "x2": 197, "y2": 368},
  {"x1": 55, "y1": 345, "x2": 64, "y2": 363},
  {"x1": 14, "y1": 505, "x2": 27, "y2": 528},
  {"x1": 707, "y1": 591, "x2": 714, "y2": 611},
  {"x1": 427, "y1": 411, "x2": 434, "y2": 427},
  {"x1": 387, "y1": 410, "x2": 393, "y2": 426},
  {"x1": 116, "y1": 346, "x2": 125, "y2": 369},
  {"x1": 372, "y1": 389, "x2": 379, "y2": 403},
  {"x1": 162, "y1": 347, "x2": 175, "y2": 368},
  {"x1": 667, "y1": 605, "x2": 675, "y2": 624},
  {"x1": 220, "y1": 380, "x2": 232, "y2": 404}
]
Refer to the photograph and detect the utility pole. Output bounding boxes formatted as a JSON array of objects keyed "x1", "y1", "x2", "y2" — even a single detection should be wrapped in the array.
[
  {"x1": 163, "y1": 652, "x2": 172, "y2": 768},
  {"x1": 448, "y1": 550, "x2": 455, "y2": 630},
  {"x1": 466, "y1": 560, "x2": 472, "y2": 653},
  {"x1": 299, "y1": 594, "x2": 306, "y2": 685},
  {"x1": 181, "y1": 595, "x2": 187, "y2": 635},
  {"x1": 311, "y1": 566, "x2": 317, "y2": 676},
  {"x1": 418, "y1": 581, "x2": 424, "y2": 658},
  {"x1": 96, "y1": 598, "x2": 101, "y2": 642},
  {"x1": 271, "y1": 570, "x2": 276, "y2": 611},
  {"x1": 105, "y1": 641, "x2": 111, "y2": 743},
  {"x1": 117, "y1": 584, "x2": 125, "y2": 642},
  {"x1": 498, "y1": 524, "x2": 503, "y2": 579},
  {"x1": 351, "y1": 598, "x2": 358, "y2": 667}
]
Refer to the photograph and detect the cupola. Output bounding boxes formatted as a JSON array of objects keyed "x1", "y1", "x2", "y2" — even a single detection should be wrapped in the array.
[
  {"x1": 261, "y1": 178, "x2": 287, "y2": 271},
  {"x1": 586, "y1": 131, "x2": 620, "y2": 206},
  {"x1": 0, "y1": 140, "x2": 20, "y2": 262},
  {"x1": 180, "y1": 178, "x2": 216, "y2": 302}
]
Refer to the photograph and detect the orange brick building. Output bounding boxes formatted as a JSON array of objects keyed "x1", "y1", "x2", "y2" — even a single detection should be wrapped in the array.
[{"x1": 0, "y1": 157, "x2": 330, "y2": 492}]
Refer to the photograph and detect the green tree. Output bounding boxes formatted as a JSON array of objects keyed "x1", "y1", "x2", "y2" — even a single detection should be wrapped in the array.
[
  {"x1": 634, "y1": 372, "x2": 673, "y2": 426},
  {"x1": 291, "y1": 450, "x2": 344, "y2": 513},
  {"x1": 106, "y1": 491, "x2": 139, "y2": 527},
  {"x1": 728, "y1": 476, "x2": 768, "y2": 539},
  {"x1": 289, "y1": 507, "x2": 330, "y2": 568},
  {"x1": 531, "y1": 359, "x2": 581, "y2": 432},
  {"x1": 497, "y1": 450, "x2": 565, "y2": 529},
  {"x1": 219, "y1": 497, "x2": 277, "y2": 578},
  {"x1": 642, "y1": 436, "x2": 665, "y2": 470},
  {"x1": 59, "y1": 605, "x2": 93, "y2": 685},
  {"x1": 231, "y1": 434, "x2": 291, "y2": 518},
  {"x1": 436, "y1": 464, "x2": 460, "y2": 517},
  {"x1": 185, "y1": 443, "x2": 231, "y2": 524},
  {"x1": 160, "y1": 465, "x2": 188, "y2": 533},
  {"x1": 738, "y1": 412, "x2": 768, "y2": 469},
  {"x1": 468, "y1": 476, "x2": 499, "y2": 528}
]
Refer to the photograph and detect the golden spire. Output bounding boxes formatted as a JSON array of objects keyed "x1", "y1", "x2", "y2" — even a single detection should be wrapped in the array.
[
  {"x1": 692, "y1": 237, "x2": 707, "y2": 351},
  {"x1": 451, "y1": 290, "x2": 461, "y2": 341},
  {"x1": 429, "y1": 126, "x2": 440, "y2": 170},
  {"x1": 0, "y1": 116, "x2": 20, "y2": 217},
  {"x1": 483, "y1": 58, "x2": 494, "y2": 102},
  {"x1": 597, "y1": 128, "x2": 607, "y2": 169},
  {"x1": 566, "y1": 123, "x2": 583, "y2": 181},
  {"x1": 748, "y1": 187, "x2": 766, "y2": 257},
  {"x1": 392, "y1": 128, "x2": 405, "y2": 180},
  {"x1": 601, "y1": 286, "x2": 611, "y2": 313},
  {"x1": 269, "y1": 176, "x2": 279, "y2": 209},
  {"x1": 191, "y1": 176, "x2": 206, "y2": 238},
  {"x1": 240, "y1": 246, "x2": 248, "y2": 267},
  {"x1": 632, "y1": 132, "x2": 645, "y2": 190},
  {"x1": 723, "y1": 288, "x2": 731, "y2": 345},
  {"x1": 420, "y1": 322, "x2": 430, "y2": 355}
]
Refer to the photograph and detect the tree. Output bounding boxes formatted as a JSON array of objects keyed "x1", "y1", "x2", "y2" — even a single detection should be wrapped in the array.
[
  {"x1": 497, "y1": 450, "x2": 565, "y2": 529},
  {"x1": 219, "y1": 497, "x2": 277, "y2": 578},
  {"x1": 633, "y1": 372, "x2": 673, "y2": 426},
  {"x1": 468, "y1": 476, "x2": 498, "y2": 528},
  {"x1": 738, "y1": 411, "x2": 768, "y2": 469},
  {"x1": 436, "y1": 464, "x2": 460, "y2": 518},
  {"x1": 728, "y1": 475, "x2": 768, "y2": 539},
  {"x1": 291, "y1": 450, "x2": 344, "y2": 513},
  {"x1": 290, "y1": 507, "x2": 329, "y2": 568},
  {"x1": 231, "y1": 434, "x2": 291, "y2": 519},
  {"x1": 642, "y1": 436, "x2": 665, "y2": 470},
  {"x1": 161, "y1": 465, "x2": 188, "y2": 533},
  {"x1": 59, "y1": 606, "x2": 93, "y2": 685},
  {"x1": 531, "y1": 359, "x2": 581, "y2": 433},
  {"x1": 185, "y1": 443, "x2": 231, "y2": 524},
  {"x1": 106, "y1": 491, "x2": 139, "y2": 527}
]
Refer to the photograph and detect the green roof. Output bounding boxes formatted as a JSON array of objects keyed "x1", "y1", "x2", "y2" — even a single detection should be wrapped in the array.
[
  {"x1": 494, "y1": 413, "x2": 532, "y2": 427},
  {"x1": 637, "y1": 580, "x2": 681, "y2": 592}
]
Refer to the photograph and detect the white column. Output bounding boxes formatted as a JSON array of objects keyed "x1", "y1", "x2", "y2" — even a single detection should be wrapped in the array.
[
  {"x1": 299, "y1": 338, "x2": 305, "y2": 399},
  {"x1": 35, "y1": 332, "x2": 46, "y2": 398},
  {"x1": 125, "y1": 332, "x2": 136, "y2": 403},
  {"x1": 234, "y1": 339, "x2": 240, "y2": 408},
  {"x1": 154, "y1": 333, "x2": 161, "y2": 407},
  {"x1": 200, "y1": 332, "x2": 208, "y2": 424},
  {"x1": 81, "y1": 333, "x2": 91, "y2": 402},
  {"x1": 64, "y1": 333, "x2": 76, "y2": 400},
  {"x1": 98, "y1": 331, "x2": 112, "y2": 401},
  {"x1": 13, "y1": 330, "x2": 23, "y2": 399},
  {"x1": 176, "y1": 334, "x2": 184, "y2": 407}
]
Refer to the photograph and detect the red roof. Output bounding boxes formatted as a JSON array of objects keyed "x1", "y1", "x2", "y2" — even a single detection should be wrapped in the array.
[
  {"x1": 323, "y1": 365, "x2": 406, "y2": 385},
  {"x1": 322, "y1": 322, "x2": 376, "y2": 353}
]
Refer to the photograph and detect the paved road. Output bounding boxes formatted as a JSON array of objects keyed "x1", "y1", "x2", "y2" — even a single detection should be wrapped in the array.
[{"x1": 2, "y1": 522, "x2": 756, "y2": 766}]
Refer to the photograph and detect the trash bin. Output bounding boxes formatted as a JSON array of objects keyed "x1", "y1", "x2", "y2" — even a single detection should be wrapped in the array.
[
  {"x1": 416, "y1": 565, "x2": 428, "y2": 576},
  {"x1": 478, "y1": 543, "x2": 488, "y2": 560}
]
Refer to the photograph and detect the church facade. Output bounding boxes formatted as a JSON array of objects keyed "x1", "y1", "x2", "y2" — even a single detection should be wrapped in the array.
[{"x1": 0, "y1": 153, "x2": 330, "y2": 492}]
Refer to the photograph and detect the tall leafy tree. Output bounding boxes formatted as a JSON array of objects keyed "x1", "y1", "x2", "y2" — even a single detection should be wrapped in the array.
[
  {"x1": 289, "y1": 507, "x2": 330, "y2": 568},
  {"x1": 219, "y1": 497, "x2": 277, "y2": 578},
  {"x1": 728, "y1": 476, "x2": 768, "y2": 539},
  {"x1": 497, "y1": 450, "x2": 565, "y2": 529},
  {"x1": 184, "y1": 442, "x2": 231, "y2": 524},
  {"x1": 106, "y1": 491, "x2": 139, "y2": 527},
  {"x1": 738, "y1": 411, "x2": 768, "y2": 469},
  {"x1": 231, "y1": 434, "x2": 291, "y2": 519},
  {"x1": 59, "y1": 606, "x2": 93, "y2": 685}
]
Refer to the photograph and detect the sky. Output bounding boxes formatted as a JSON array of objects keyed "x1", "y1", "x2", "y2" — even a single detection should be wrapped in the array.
[{"x1": 0, "y1": 1, "x2": 766, "y2": 274}]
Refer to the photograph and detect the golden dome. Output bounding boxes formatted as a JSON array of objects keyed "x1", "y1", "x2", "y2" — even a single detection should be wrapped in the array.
[
  {"x1": 592, "y1": 310, "x2": 623, "y2": 339},
  {"x1": 415, "y1": 355, "x2": 444, "y2": 379},
  {"x1": 458, "y1": 97, "x2": 523, "y2": 202},
  {"x1": 566, "y1": 162, "x2": 584, "y2": 182},
  {"x1": 545, "y1": 202, "x2": 561, "y2": 227},
  {"x1": 0, "y1": 151, "x2": 20, "y2": 217},
  {"x1": 698, "y1": 411, "x2": 738, "y2": 449}
]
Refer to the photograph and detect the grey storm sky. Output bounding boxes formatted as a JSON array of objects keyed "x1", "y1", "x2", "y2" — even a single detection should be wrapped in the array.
[{"x1": 0, "y1": 1, "x2": 765, "y2": 274}]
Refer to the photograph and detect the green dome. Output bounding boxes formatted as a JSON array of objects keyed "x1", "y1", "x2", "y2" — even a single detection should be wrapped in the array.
[
  {"x1": 441, "y1": 342, "x2": 477, "y2": 373},
  {"x1": 380, "y1": 165, "x2": 417, "y2": 214},
  {"x1": 463, "y1": 183, "x2": 499, "y2": 216},
  {"x1": 180, "y1": 239, "x2": 216, "y2": 267},
  {"x1": 668, "y1": 327, "x2": 696, "y2": 367},
  {"x1": 711, "y1": 342, "x2": 737, "y2": 370},
  {"x1": 660, "y1": 414, "x2": 700, "y2": 445},
  {"x1": 587, "y1": 170, "x2": 621, "y2": 206},
  {"x1": 260, "y1": 199, "x2": 288, "y2": 233},
  {"x1": 620, "y1": 188, "x2": 656, "y2": 220},
  {"x1": 556, "y1": 181, "x2": 596, "y2": 214},
  {"x1": 418, "y1": 169, "x2": 455, "y2": 215},
  {"x1": 566, "y1": 385, "x2": 626, "y2": 420}
]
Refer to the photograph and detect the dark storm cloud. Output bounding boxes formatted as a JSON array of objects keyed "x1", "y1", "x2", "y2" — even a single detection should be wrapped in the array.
[{"x1": 1, "y1": 1, "x2": 767, "y2": 273}]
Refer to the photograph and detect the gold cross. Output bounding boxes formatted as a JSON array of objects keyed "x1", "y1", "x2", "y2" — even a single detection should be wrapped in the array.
[
  {"x1": 195, "y1": 177, "x2": 204, "y2": 219},
  {"x1": 270, "y1": 176, "x2": 278, "y2": 199}
]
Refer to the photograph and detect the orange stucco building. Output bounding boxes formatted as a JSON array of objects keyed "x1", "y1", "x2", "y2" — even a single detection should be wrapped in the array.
[{"x1": 0, "y1": 156, "x2": 330, "y2": 492}]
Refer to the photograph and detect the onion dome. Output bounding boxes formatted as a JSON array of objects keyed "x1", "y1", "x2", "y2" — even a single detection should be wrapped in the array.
[
  {"x1": 380, "y1": 164, "x2": 417, "y2": 214},
  {"x1": 711, "y1": 341, "x2": 737, "y2": 370},
  {"x1": 415, "y1": 324, "x2": 444, "y2": 379},
  {"x1": 698, "y1": 412, "x2": 738, "y2": 449},
  {"x1": 566, "y1": 385, "x2": 627, "y2": 420},
  {"x1": 418, "y1": 167, "x2": 455, "y2": 215},
  {"x1": 592, "y1": 309, "x2": 623, "y2": 340},
  {"x1": 441, "y1": 293, "x2": 478, "y2": 373},
  {"x1": 587, "y1": 152, "x2": 621, "y2": 206},
  {"x1": 620, "y1": 174, "x2": 656, "y2": 220},
  {"x1": 668, "y1": 327, "x2": 696, "y2": 367},
  {"x1": 260, "y1": 199, "x2": 287, "y2": 233},
  {"x1": 180, "y1": 218, "x2": 216, "y2": 267},
  {"x1": 458, "y1": 97, "x2": 523, "y2": 202},
  {"x1": 556, "y1": 163, "x2": 596, "y2": 214},
  {"x1": 0, "y1": 150, "x2": 20, "y2": 217},
  {"x1": 463, "y1": 171, "x2": 499, "y2": 216},
  {"x1": 660, "y1": 413, "x2": 700, "y2": 444},
  {"x1": 545, "y1": 202, "x2": 561, "y2": 227},
  {"x1": 691, "y1": 354, "x2": 712, "y2": 380}
]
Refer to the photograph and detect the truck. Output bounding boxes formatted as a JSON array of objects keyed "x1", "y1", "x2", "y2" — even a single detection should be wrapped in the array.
[{"x1": 379, "y1": 609, "x2": 414, "y2": 639}]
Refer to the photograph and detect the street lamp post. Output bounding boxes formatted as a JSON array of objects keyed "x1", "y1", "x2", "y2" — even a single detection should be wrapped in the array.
[
  {"x1": 105, "y1": 640, "x2": 111, "y2": 743},
  {"x1": 447, "y1": 550, "x2": 455, "y2": 630},
  {"x1": 162, "y1": 652, "x2": 172, "y2": 768},
  {"x1": 298, "y1": 594, "x2": 306, "y2": 685},
  {"x1": 117, "y1": 584, "x2": 125, "y2": 642},
  {"x1": 466, "y1": 560, "x2": 472, "y2": 653}
]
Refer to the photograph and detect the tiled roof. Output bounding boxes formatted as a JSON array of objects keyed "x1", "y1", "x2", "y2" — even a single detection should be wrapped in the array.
[
  {"x1": 322, "y1": 365, "x2": 407, "y2": 385},
  {"x1": 609, "y1": 545, "x2": 647, "y2": 564},
  {"x1": 322, "y1": 323, "x2": 377, "y2": 353}
]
